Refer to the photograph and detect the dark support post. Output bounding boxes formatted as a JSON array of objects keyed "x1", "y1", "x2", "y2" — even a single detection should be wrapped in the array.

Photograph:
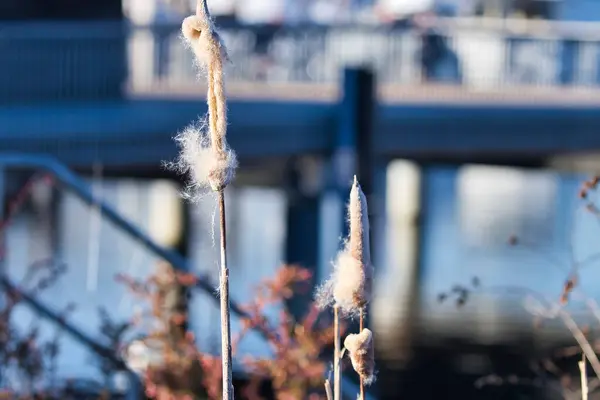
[
  {"x1": 284, "y1": 157, "x2": 321, "y2": 320},
  {"x1": 336, "y1": 68, "x2": 375, "y2": 233}
]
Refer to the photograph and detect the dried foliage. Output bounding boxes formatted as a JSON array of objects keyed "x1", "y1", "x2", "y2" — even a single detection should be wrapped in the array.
[
  {"x1": 0, "y1": 258, "x2": 72, "y2": 397},
  {"x1": 241, "y1": 266, "x2": 337, "y2": 400},
  {"x1": 119, "y1": 264, "x2": 338, "y2": 400}
]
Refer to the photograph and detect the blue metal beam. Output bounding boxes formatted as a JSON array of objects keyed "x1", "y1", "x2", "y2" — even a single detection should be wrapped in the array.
[
  {"x1": 0, "y1": 99, "x2": 336, "y2": 167},
  {"x1": 376, "y1": 104, "x2": 600, "y2": 158},
  {"x1": 5, "y1": 99, "x2": 600, "y2": 166}
]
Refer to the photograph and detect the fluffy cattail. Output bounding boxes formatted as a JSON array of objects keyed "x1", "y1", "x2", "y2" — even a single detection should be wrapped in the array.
[
  {"x1": 344, "y1": 328, "x2": 376, "y2": 385},
  {"x1": 316, "y1": 176, "x2": 373, "y2": 315},
  {"x1": 181, "y1": 0, "x2": 229, "y2": 69},
  {"x1": 170, "y1": 122, "x2": 237, "y2": 199},
  {"x1": 170, "y1": 0, "x2": 236, "y2": 197}
]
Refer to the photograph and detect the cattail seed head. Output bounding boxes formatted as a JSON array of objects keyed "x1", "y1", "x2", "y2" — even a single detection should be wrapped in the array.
[
  {"x1": 171, "y1": 0, "x2": 236, "y2": 197},
  {"x1": 344, "y1": 328, "x2": 375, "y2": 385},
  {"x1": 167, "y1": 122, "x2": 237, "y2": 200},
  {"x1": 180, "y1": 1, "x2": 228, "y2": 70},
  {"x1": 315, "y1": 177, "x2": 373, "y2": 315}
]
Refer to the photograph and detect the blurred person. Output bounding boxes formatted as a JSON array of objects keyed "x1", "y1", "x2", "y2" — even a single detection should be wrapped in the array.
[{"x1": 414, "y1": 8, "x2": 462, "y2": 83}]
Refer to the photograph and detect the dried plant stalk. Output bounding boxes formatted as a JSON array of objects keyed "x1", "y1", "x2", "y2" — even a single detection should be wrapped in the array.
[
  {"x1": 359, "y1": 309, "x2": 365, "y2": 399},
  {"x1": 580, "y1": 354, "x2": 588, "y2": 400},
  {"x1": 176, "y1": 1, "x2": 236, "y2": 399},
  {"x1": 316, "y1": 176, "x2": 375, "y2": 399},
  {"x1": 218, "y1": 190, "x2": 233, "y2": 399},
  {"x1": 324, "y1": 379, "x2": 333, "y2": 400},
  {"x1": 333, "y1": 305, "x2": 341, "y2": 400}
]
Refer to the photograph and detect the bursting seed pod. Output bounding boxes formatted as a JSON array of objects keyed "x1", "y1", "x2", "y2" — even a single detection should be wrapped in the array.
[
  {"x1": 344, "y1": 328, "x2": 376, "y2": 385},
  {"x1": 316, "y1": 176, "x2": 373, "y2": 316}
]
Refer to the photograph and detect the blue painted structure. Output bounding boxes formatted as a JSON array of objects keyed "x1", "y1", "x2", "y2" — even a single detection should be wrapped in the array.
[
  {"x1": 4, "y1": 100, "x2": 600, "y2": 168},
  {"x1": 3, "y1": 21, "x2": 600, "y2": 168}
]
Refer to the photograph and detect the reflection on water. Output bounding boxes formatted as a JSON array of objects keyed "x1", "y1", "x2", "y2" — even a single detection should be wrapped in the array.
[
  {"x1": 6, "y1": 180, "x2": 288, "y2": 384},
  {"x1": 419, "y1": 165, "x2": 597, "y2": 342},
  {"x1": 4, "y1": 162, "x2": 600, "y2": 386}
]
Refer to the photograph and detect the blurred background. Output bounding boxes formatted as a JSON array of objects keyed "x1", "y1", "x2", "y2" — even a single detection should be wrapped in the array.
[{"x1": 3, "y1": 0, "x2": 600, "y2": 399}]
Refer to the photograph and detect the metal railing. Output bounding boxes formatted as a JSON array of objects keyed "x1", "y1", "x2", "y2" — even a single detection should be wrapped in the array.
[
  {"x1": 125, "y1": 17, "x2": 600, "y2": 91},
  {"x1": 0, "y1": 21, "x2": 126, "y2": 103},
  {"x1": 3, "y1": 18, "x2": 600, "y2": 103}
]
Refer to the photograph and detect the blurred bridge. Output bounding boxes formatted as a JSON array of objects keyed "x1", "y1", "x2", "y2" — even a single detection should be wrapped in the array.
[{"x1": 3, "y1": 18, "x2": 600, "y2": 169}]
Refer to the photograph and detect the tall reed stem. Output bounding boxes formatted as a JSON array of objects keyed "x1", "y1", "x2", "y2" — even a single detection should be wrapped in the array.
[
  {"x1": 580, "y1": 354, "x2": 589, "y2": 400},
  {"x1": 218, "y1": 190, "x2": 233, "y2": 400},
  {"x1": 333, "y1": 304, "x2": 341, "y2": 400},
  {"x1": 359, "y1": 308, "x2": 365, "y2": 400},
  {"x1": 324, "y1": 379, "x2": 333, "y2": 400}
]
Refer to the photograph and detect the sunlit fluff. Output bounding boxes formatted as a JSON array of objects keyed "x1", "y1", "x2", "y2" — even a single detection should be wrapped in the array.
[
  {"x1": 316, "y1": 176, "x2": 373, "y2": 316},
  {"x1": 167, "y1": 120, "x2": 237, "y2": 200},
  {"x1": 344, "y1": 328, "x2": 376, "y2": 385}
]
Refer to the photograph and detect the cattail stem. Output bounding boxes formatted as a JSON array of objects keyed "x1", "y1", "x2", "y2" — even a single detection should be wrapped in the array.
[
  {"x1": 207, "y1": 62, "x2": 226, "y2": 157},
  {"x1": 359, "y1": 308, "x2": 365, "y2": 400},
  {"x1": 333, "y1": 304, "x2": 341, "y2": 400},
  {"x1": 178, "y1": 3, "x2": 235, "y2": 396},
  {"x1": 324, "y1": 379, "x2": 333, "y2": 400},
  {"x1": 196, "y1": 0, "x2": 209, "y2": 18},
  {"x1": 218, "y1": 190, "x2": 233, "y2": 400},
  {"x1": 207, "y1": 66, "x2": 220, "y2": 153},
  {"x1": 580, "y1": 354, "x2": 589, "y2": 400}
]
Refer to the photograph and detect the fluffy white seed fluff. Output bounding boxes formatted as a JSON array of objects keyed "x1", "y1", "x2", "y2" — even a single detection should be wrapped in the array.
[
  {"x1": 180, "y1": 5, "x2": 229, "y2": 70},
  {"x1": 344, "y1": 328, "x2": 376, "y2": 385},
  {"x1": 168, "y1": 121, "x2": 237, "y2": 199},
  {"x1": 316, "y1": 177, "x2": 373, "y2": 316}
]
